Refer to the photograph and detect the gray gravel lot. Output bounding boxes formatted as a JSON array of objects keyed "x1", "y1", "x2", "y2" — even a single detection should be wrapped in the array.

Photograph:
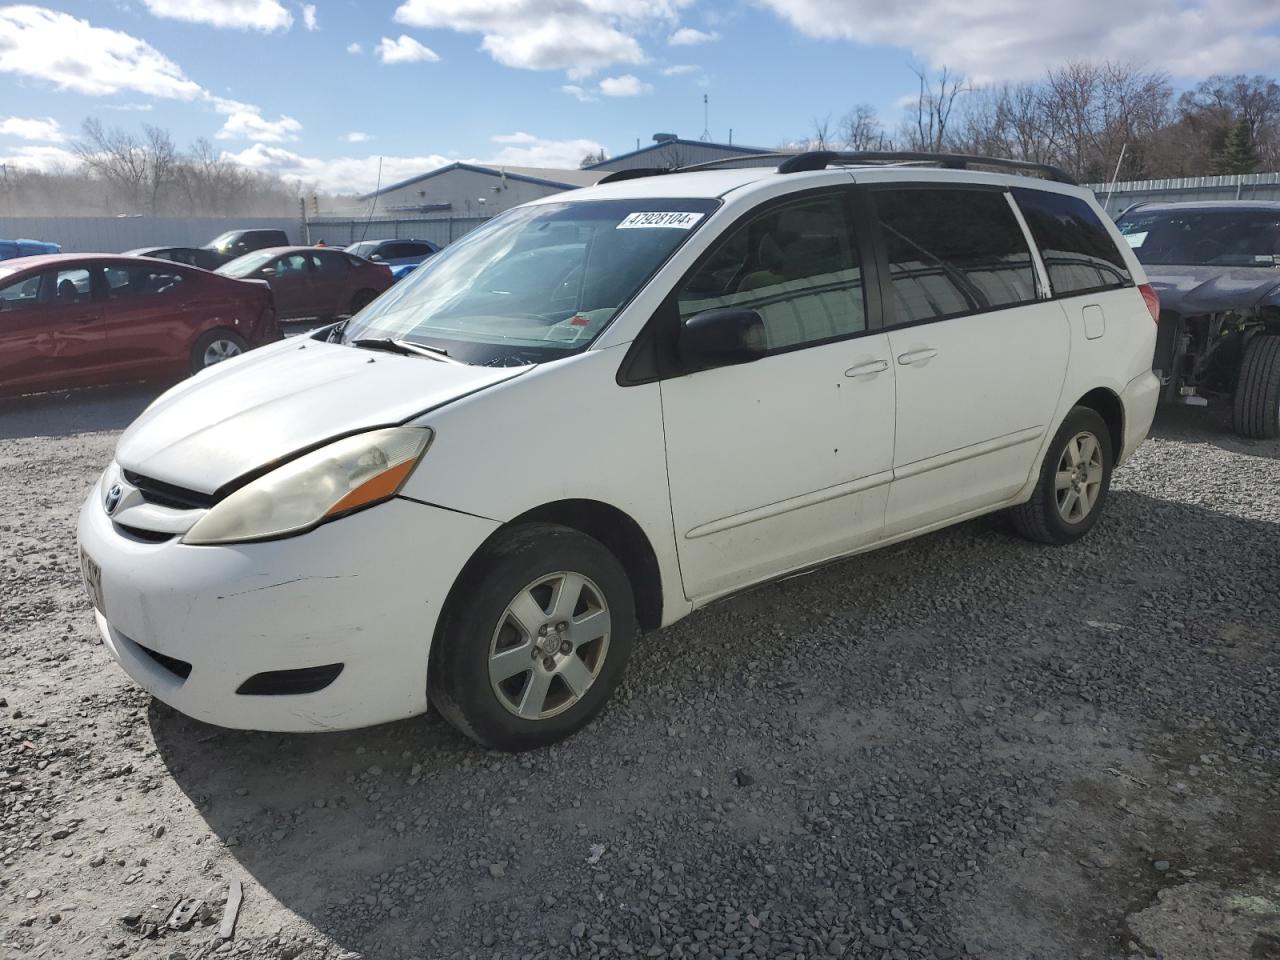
[{"x1": 1, "y1": 387, "x2": 1278, "y2": 960}]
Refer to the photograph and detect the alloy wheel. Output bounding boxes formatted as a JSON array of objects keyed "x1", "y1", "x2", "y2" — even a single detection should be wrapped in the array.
[
  {"x1": 1055, "y1": 431, "x2": 1104, "y2": 524},
  {"x1": 202, "y1": 339, "x2": 243, "y2": 367},
  {"x1": 488, "y1": 572, "x2": 611, "y2": 720}
]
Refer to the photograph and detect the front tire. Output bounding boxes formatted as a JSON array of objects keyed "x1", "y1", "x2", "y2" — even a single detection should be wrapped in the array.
[
  {"x1": 1009, "y1": 406, "x2": 1113, "y2": 545},
  {"x1": 1232, "y1": 334, "x2": 1280, "y2": 439},
  {"x1": 190, "y1": 329, "x2": 247, "y2": 374},
  {"x1": 428, "y1": 523, "x2": 636, "y2": 752}
]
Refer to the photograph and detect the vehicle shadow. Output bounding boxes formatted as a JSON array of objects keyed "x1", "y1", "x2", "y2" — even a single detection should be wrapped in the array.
[
  {"x1": 149, "y1": 486, "x2": 1280, "y2": 957},
  {"x1": 0, "y1": 383, "x2": 161, "y2": 440},
  {"x1": 1151, "y1": 402, "x2": 1280, "y2": 461}
]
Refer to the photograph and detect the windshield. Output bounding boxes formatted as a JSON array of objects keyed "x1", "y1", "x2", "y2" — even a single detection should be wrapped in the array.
[
  {"x1": 216, "y1": 250, "x2": 276, "y2": 276},
  {"x1": 1116, "y1": 209, "x2": 1280, "y2": 267},
  {"x1": 341, "y1": 198, "x2": 718, "y2": 366},
  {"x1": 207, "y1": 231, "x2": 240, "y2": 250}
]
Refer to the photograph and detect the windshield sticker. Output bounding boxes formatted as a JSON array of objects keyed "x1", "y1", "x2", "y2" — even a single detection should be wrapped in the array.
[
  {"x1": 617, "y1": 211, "x2": 705, "y2": 230},
  {"x1": 1124, "y1": 231, "x2": 1148, "y2": 248}
]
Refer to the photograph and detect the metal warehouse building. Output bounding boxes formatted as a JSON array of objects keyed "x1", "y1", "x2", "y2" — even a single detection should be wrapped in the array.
[
  {"x1": 361, "y1": 163, "x2": 606, "y2": 219},
  {"x1": 586, "y1": 135, "x2": 773, "y2": 173}
]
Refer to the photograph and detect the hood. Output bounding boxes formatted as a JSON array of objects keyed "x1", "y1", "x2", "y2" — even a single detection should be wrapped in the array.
[
  {"x1": 1143, "y1": 264, "x2": 1280, "y2": 316},
  {"x1": 116, "y1": 337, "x2": 528, "y2": 494}
]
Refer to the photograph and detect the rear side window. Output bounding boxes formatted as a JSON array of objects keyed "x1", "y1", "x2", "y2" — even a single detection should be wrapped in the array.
[
  {"x1": 104, "y1": 265, "x2": 185, "y2": 299},
  {"x1": 1012, "y1": 188, "x2": 1131, "y2": 296},
  {"x1": 313, "y1": 250, "x2": 351, "y2": 272},
  {"x1": 678, "y1": 192, "x2": 867, "y2": 351},
  {"x1": 0, "y1": 273, "x2": 42, "y2": 311},
  {"x1": 874, "y1": 188, "x2": 1038, "y2": 325}
]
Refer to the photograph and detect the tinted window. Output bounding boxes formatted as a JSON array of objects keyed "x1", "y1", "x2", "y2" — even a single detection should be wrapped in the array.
[
  {"x1": 0, "y1": 273, "x2": 42, "y2": 311},
  {"x1": 1115, "y1": 209, "x2": 1280, "y2": 267},
  {"x1": 105, "y1": 265, "x2": 186, "y2": 299},
  {"x1": 678, "y1": 193, "x2": 866, "y2": 351},
  {"x1": 313, "y1": 250, "x2": 350, "y2": 272},
  {"x1": 1013, "y1": 188, "x2": 1131, "y2": 295},
  {"x1": 874, "y1": 188, "x2": 1037, "y2": 325},
  {"x1": 271, "y1": 254, "x2": 310, "y2": 275}
]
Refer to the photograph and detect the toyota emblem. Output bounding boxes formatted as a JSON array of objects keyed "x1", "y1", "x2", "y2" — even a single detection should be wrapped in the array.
[{"x1": 104, "y1": 483, "x2": 123, "y2": 515}]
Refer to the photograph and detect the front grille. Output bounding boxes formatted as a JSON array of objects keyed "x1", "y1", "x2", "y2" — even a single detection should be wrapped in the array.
[
  {"x1": 135, "y1": 643, "x2": 193, "y2": 680},
  {"x1": 236, "y1": 664, "x2": 344, "y2": 696},
  {"x1": 123, "y1": 470, "x2": 216, "y2": 511},
  {"x1": 113, "y1": 523, "x2": 173, "y2": 543}
]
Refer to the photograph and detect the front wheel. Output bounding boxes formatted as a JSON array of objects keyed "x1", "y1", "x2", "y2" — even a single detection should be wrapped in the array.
[
  {"x1": 428, "y1": 523, "x2": 636, "y2": 752},
  {"x1": 1009, "y1": 406, "x2": 1113, "y2": 545},
  {"x1": 190, "y1": 329, "x2": 247, "y2": 374},
  {"x1": 1232, "y1": 333, "x2": 1280, "y2": 439}
]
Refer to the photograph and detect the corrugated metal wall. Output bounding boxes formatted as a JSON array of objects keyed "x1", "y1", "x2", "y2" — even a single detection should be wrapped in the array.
[
  {"x1": 0, "y1": 216, "x2": 302, "y2": 253},
  {"x1": 1086, "y1": 172, "x2": 1280, "y2": 214},
  {"x1": 304, "y1": 216, "x2": 491, "y2": 247}
]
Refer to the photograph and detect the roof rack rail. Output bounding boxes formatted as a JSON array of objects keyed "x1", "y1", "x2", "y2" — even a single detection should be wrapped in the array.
[
  {"x1": 776, "y1": 150, "x2": 1077, "y2": 185},
  {"x1": 596, "y1": 153, "x2": 794, "y2": 185}
]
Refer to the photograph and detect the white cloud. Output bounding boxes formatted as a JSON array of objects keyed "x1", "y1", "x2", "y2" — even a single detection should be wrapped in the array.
[
  {"x1": 599, "y1": 73, "x2": 652, "y2": 96},
  {"x1": 346, "y1": 41, "x2": 362, "y2": 54},
  {"x1": 0, "y1": 143, "x2": 78, "y2": 172},
  {"x1": 142, "y1": 0, "x2": 293, "y2": 32},
  {"x1": 668, "y1": 26, "x2": 716, "y2": 45},
  {"x1": 221, "y1": 143, "x2": 453, "y2": 194},
  {"x1": 103, "y1": 102, "x2": 155, "y2": 112},
  {"x1": 757, "y1": 0, "x2": 1280, "y2": 81},
  {"x1": 487, "y1": 132, "x2": 608, "y2": 168},
  {"x1": 343, "y1": 131, "x2": 372, "y2": 142},
  {"x1": 0, "y1": 116, "x2": 64, "y2": 142},
  {"x1": 0, "y1": 6, "x2": 205, "y2": 98},
  {"x1": 661, "y1": 63, "x2": 698, "y2": 75},
  {"x1": 561, "y1": 83, "x2": 597, "y2": 102},
  {"x1": 301, "y1": 4, "x2": 317, "y2": 30},
  {"x1": 393, "y1": 0, "x2": 687, "y2": 76},
  {"x1": 376, "y1": 34, "x2": 440, "y2": 64},
  {"x1": 215, "y1": 105, "x2": 303, "y2": 142}
]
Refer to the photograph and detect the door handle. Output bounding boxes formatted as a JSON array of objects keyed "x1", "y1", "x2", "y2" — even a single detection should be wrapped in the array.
[
  {"x1": 897, "y1": 348, "x2": 938, "y2": 365},
  {"x1": 844, "y1": 359, "x2": 889, "y2": 377}
]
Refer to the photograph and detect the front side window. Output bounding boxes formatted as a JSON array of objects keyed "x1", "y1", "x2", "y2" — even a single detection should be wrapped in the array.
[
  {"x1": 875, "y1": 188, "x2": 1037, "y2": 325},
  {"x1": 0, "y1": 273, "x2": 42, "y2": 312},
  {"x1": 1013, "y1": 188, "x2": 1131, "y2": 295},
  {"x1": 52, "y1": 268, "x2": 93, "y2": 305},
  {"x1": 272, "y1": 254, "x2": 310, "y2": 276},
  {"x1": 1115, "y1": 209, "x2": 1280, "y2": 267},
  {"x1": 677, "y1": 192, "x2": 866, "y2": 351},
  {"x1": 344, "y1": 198, "x2": 718, "y2": 366}
]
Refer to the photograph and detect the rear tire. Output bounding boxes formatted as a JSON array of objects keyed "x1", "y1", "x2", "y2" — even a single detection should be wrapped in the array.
[
  {"x1": 190, "y1": 330, "x2": 247, "y2": 374},
  {"x1": 428, "y1": 523, "x2": 637, "y2": 752},
  {"x1": 349, "y1": 289, "x2": 377, "y2": 316},
  {"x1": 1232, "y1": 333, "x2": 1280, "y2": 439},
  {"x1": 1009, "y1": 406, "x2": 1113, "y2": 545}
]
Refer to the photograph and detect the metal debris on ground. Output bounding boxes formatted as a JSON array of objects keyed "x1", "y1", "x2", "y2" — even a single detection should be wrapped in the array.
[{"x1": 218, "y1": 878, "x2": 242, "y2": 940}]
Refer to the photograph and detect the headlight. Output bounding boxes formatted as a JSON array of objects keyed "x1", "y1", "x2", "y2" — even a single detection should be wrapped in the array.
[{"x1": 183, "y1": 426, "x2": 432, "y2": 545}]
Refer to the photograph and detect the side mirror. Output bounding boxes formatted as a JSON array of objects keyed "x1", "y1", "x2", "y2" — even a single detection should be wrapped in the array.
[
  {"x1": 259, "y1": 267, "x2": 276, "y2": 278},
  {"x1": 370, "y1": 253, "x2": 385, "y2": 262},
  {"x1": 679, "y1": 307, "x2": 767, "y2": 371}
]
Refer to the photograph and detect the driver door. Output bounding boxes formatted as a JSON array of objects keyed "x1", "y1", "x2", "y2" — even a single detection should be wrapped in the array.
[{"x1": 659, "y1": 189, "x2": 896, "y2": 601}]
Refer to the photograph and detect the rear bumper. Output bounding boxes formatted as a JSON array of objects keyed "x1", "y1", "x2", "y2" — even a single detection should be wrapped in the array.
[
  {"x1": 78, "y1": 491, "x2": 498, "y2": 732},
  {"x1": 1120, "y1": 369, "x2": 1161, "y2": 465}
]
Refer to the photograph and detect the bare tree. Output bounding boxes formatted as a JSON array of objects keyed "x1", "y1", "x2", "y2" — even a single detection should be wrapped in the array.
[
  {"x1": 810, "y1": 114, "x2": 833, "y2": 150},
  {"x1": 907, "y1": 65, "x2": 970, "y2": 151},
  {"x1": 839, "y1": 104, "x2": 888, "y2": 151}
]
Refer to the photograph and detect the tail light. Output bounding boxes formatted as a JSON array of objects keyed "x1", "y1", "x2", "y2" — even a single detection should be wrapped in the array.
[{"x1": 1139, "y1": 283, "x2": 1160, "y2": 324}]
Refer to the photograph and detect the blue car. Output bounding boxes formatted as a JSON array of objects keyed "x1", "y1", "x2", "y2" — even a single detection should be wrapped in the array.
[
  {"x1": 344, "y1": 238, "x2": 439, "y2": 277},
  {"x1": 0, "y1": 238, "x2": 61, "y2": 261}
]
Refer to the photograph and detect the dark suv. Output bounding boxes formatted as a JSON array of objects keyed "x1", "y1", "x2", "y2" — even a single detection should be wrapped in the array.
[
  {"x1": 1116, "y1": 201, "x2": 1280, "y2": 438},
  {"x1": 204, "y1": 228, "x2": 291, "y2": 265}
]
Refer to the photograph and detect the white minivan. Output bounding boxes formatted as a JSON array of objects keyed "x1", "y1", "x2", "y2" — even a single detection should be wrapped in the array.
[{"x1": 78, "y1": 152, "x2": 1161, "y2": 751}]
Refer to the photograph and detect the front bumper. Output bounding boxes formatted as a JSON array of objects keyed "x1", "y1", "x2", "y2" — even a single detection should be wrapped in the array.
[
  {"x1": 1119, "y1": 368, "x2": 1161, "y2": 465},
  {"x1": 77, "y1": 491, "x2": 497, "y2": 731}
]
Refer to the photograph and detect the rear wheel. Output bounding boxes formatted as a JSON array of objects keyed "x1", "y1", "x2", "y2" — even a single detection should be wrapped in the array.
[
  {"x1": 1232, "y1": 333, "x2": 1280, "y2": 439},
  {"x1": 190, "y1": 330, "x2": 247, "y2": 374},
  {"x1": 1009, "y1": 406, "x2": 1113, "y2": 545},
  {"x1": 349, "y1": 289, "x2": 377, "y2": 316},
  {"x1": 428, "y1": 523, "x2": 636, "y2": 752}
]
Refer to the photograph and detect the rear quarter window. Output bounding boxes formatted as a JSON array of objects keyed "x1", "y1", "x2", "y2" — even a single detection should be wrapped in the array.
[{"x1": 1012, "y1": 188, "x2": 1131, "y2": 296}]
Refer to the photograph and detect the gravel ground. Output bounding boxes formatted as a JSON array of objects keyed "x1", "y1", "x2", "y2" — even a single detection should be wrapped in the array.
[{"x1": 2, "y1": 386, "x2": 1278, "y2": 960}]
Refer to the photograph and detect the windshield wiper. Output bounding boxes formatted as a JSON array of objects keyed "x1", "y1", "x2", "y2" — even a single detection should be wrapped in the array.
[{"x1": 349, "y1": 337, "x2": 462, "y2": 363}]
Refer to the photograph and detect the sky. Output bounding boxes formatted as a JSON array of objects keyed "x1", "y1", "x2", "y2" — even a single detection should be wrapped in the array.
[{"x1": 0, "y1": 0, "x2": 1279, "y2": 195}]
